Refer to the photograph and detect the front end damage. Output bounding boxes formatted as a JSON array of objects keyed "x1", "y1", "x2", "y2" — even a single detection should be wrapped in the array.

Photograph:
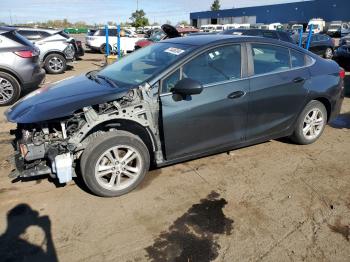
[{"x1": 10, "y1": 86, "x2": 163, "y2": 184}]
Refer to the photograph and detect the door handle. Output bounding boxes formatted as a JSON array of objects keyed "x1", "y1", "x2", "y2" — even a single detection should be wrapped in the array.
[
  {"x1": 228, "y1": 91, "x2": 245, "y2": 99},
  {"x1": 293, "y1": 77, "x2": 305, "y2": 83}
]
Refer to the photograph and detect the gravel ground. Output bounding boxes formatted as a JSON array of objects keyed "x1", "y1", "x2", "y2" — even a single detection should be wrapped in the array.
[{"x1": 0, "y1": 52, "x2": 349, "y2": 262}]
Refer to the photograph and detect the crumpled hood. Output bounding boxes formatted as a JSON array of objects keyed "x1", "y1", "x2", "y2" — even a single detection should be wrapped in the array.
[{"x1": 6, "y1": 74, "x2": 130, "y2": 123}]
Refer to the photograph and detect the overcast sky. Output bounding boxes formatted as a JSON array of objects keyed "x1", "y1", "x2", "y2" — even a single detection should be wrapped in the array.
[{"x1": 0, "y1": 0, "x2": 307, "y2": 24}]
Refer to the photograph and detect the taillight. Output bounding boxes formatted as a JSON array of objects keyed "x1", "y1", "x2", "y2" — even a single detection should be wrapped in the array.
[
  {"x1": 339, "y1": 68, "x2": 345, "y2": 79},
  {"x1": 14, "y1": 50, "x2": 34, "y2": 58}
]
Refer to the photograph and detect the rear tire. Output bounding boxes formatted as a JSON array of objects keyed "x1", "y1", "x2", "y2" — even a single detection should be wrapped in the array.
[
  {"x1": 44, "y1": 53, "x2": 67, "y2": 74},
  {"x1": 290, "y1": 100, "x2": 327, "y2": 145},
  {"x1": 80, "y1": 131, "x2": 150, "y2": 197},
  {"x1": 0, "y1": 72, "x2": 21, "y2": 106}
]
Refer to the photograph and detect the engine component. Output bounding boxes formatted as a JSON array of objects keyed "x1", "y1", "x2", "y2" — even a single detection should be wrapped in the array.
[{"x1": 51, "y1": 153, "x2": 73, "y2": 183}]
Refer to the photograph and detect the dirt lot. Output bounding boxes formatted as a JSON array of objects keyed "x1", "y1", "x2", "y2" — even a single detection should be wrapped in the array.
[{"x1": 0, "y1": 52, "x2": 349, "y2": 262}]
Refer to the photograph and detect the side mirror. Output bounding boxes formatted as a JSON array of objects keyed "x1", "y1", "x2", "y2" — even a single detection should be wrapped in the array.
[{"x1": 173, "y1": 78, "x2": 203, "y2": 96}]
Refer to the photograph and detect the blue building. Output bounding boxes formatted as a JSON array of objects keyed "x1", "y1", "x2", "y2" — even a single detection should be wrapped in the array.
[{"x1": 190, "y1": 0, "x2": 350, "y2": 27}]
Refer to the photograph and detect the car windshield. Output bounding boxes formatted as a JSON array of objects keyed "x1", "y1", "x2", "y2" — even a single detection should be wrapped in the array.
[
  {"x1": 329, "y1": 25, "x2": 341, "y2": 29},
  {"x1": 97, "y1": 43, "x2": 193, "y2": 87},
  {"x1": 149, "y1": 30, "x2": 165, "y2": 42}
]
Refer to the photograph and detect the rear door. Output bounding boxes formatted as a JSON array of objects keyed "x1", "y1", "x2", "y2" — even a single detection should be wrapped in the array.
[
  {"x1": 160, "y1": 44, "x2": 249, "y2": 160},
  {"x1": 246, "y1": 43, "x2": 310, "y2": 141}
]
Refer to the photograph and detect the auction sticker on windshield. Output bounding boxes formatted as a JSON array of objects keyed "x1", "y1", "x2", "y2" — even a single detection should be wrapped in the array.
[{"x1": 164, "y1": 47, "x2": 185, "y2": 56}]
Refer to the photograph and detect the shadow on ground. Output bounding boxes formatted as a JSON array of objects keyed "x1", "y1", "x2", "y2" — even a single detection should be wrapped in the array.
[{"x1": 0, "y1": 204, "x2": 58, "y2": 262}]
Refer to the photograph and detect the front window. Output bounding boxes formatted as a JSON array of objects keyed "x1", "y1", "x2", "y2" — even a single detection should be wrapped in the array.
[
  {"x1": 183, "y1": 44, "x2": 241, "y2": 85},
  {"x1": 98, "y1": 43, "x2": 193, "y2": 87}
]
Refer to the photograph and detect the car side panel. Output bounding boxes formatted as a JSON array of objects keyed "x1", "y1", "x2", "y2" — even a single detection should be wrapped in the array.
[
  {"x1": 307, "y1": 60, "x2": 344, "y2": 121},
  {"x1": 161, "y1": 79, "x2": 249, "y2": 160},
  {"x1": 246, "y1": 68, "x2": 310, "y2": 140}
]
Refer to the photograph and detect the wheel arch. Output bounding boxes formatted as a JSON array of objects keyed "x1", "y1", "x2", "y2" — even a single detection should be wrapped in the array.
[
  {"x1": 82, "y1": 119, "x2": 157, "y2": 163},
  {"x1": 313, "y1": 97, "x2": 332, "y2": 122},
  {"x1": 0, "y1": 67, "x2": 23, "y2": 85},
  {"x1": 43, "y1": 50, "x2": 66, "y2": 62}
]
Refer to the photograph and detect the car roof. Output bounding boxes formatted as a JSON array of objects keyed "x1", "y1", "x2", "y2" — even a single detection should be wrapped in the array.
[
  {"x1": 161, "y1": 34, "x2": 296, "y2": 48},
  {"x1": 223, "y1": 29, "x2": 288, "y2": 34},
  {"x1": 162, "y1": 34, "x2": 245, "y2": 46},
  {"x1": 0, "y1": 26, "x2": 16, "y2": 35}
]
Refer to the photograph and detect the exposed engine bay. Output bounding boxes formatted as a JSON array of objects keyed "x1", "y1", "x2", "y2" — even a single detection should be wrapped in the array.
[{"x1": 11, "y1": 86, "x2": 162, "y2": 183}]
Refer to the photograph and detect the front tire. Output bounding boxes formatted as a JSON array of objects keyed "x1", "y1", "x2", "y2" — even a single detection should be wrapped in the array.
[
  {"x1": 0, "y1": 72, "x2": 21, "y2": 106},
  {"x1": 100, "y1": 44, "x2": 112, "y2": 54},
  {"x1": 291, "y1": 100, "x2": 327, "y2": 145},
  {"x1": 44, "y1": 53, "x2": 67, "y2": 74},
  {"x1": 324, "y1": 48, "x2": 333, "y2": 59},
  {"x1": 80, "y1": 131, "x2": 150, "y2": 197}
]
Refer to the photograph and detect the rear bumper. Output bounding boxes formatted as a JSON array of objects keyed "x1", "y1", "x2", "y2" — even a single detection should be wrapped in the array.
[
  {"x1": 76, "y1": 47, "x2": 85, "y2": 57},
  {"x1": 329, "y1": 83, "x2": 345, "y2": 122},
  {"x1": 22, "y1": 68, "x2": 46, "y2": 91}
]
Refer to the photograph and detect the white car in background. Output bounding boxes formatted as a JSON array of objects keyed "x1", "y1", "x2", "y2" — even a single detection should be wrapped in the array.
[
  {"x1": 85, "y1": 28, "x2": 142, "y2": 54},
  {"x1": 306, "y1": 18, "x2": 326, "y2": 34},
  {"x1": 16, "y1": 28, "x2": 76, "y2": 74},
  {"x1": 268, "y1": 23, "x2": 283, "y2": 30}
]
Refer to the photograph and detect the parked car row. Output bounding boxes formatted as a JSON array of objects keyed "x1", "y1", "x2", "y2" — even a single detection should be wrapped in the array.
[
  {"x1": 334, "y1": 33, "x2": 350, "y2": 70},
  {"x1": 0, "y1": 26, "x2": 85, "y2": 106},
  {"x1": 0, "y1": 27, "x2": 45, "y2": 106}
]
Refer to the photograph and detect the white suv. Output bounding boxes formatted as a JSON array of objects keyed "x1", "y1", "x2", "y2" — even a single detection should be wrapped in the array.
[
  {"x1": 17, "y1": 28, "x2": 76, "y2": 74},
  {"x1": 85, "y1": 28, "x2": 142, "y2": 54}
]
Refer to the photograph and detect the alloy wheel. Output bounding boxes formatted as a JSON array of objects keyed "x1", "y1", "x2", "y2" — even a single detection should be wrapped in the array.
[
  {"x1": 94, "y1": 145, "x2": 143, "y2": 191},
  {"x1": 325, "y1": 48, "x2": 333, "y2": 59},
  {"x1": 302, "y1": 108, "x2": 325, "y2": 140},
  {"x1": 49, "y1": 56, "x2": 64, "y2": 72},
  {"x1": 0, "y1": 77, "x2": 14, "y2": 104}
]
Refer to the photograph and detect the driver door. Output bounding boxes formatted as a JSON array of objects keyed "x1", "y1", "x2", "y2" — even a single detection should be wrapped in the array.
[{"x1": 160, "y1": 44, "x2": 249, "y2": 161}]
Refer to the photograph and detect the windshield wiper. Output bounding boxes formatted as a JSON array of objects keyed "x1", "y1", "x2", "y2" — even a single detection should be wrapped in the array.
[
  {"x1": 86, "y1": 71, "x2": 103, "y2": 84},
  {"x1": 96, "y1": 75, "x2": 119, "y2": 88}
]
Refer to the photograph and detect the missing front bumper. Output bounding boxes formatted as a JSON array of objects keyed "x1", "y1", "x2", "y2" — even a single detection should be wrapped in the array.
[{"x1": 9, "y1": 152, "x2": 74, "y2": 184}]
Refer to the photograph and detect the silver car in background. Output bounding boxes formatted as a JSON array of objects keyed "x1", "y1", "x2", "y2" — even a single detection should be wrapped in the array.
[
  {"x1": 16, "y1": 28, "x2": 75, "y2": 74},
  {"x1": 0, "y1": 27, "x2": 45, "y2": 106}
]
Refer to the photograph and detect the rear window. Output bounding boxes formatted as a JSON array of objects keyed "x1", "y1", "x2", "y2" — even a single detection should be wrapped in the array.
[
  {"x1": 252, "y1": 44, "x2": 290, "y2": 75},
  {"x1": 57, "y1": 31, "x2": 70, "y2": 39},
  {"x1": 278, "y1": 32, "x2": 293, "y2": 43},
  {"x1": 318, "y1": 34, "x2": 330, "y2": 41},
  {"x1": 3, "y1": 30, "x2": 34, "y2": 47},
  {"x1": 290, "y1": 49, "x2": 305, "y2": 68}
]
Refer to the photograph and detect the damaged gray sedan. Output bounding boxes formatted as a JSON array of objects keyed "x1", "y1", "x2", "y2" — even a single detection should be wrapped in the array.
[{"x1": 6, "y1": 35, "x2": 345, "y2": 197}]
